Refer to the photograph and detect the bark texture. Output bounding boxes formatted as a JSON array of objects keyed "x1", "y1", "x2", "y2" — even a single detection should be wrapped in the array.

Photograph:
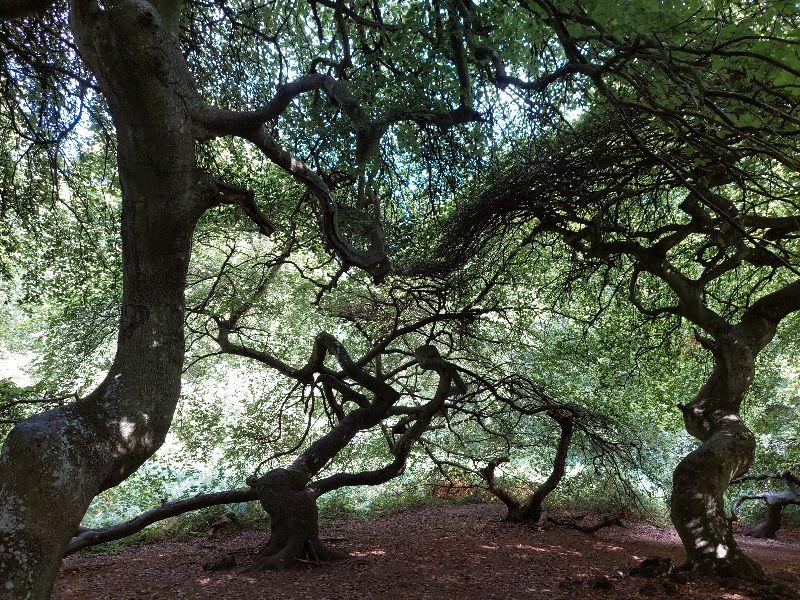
[
  {"x1": 0, "y1": 1, "x2": 203, "y2": 596},
  {"x1": 670, "y1": 333, "x2": 764, "y2": 578},
  {"x1": 245, "y1": 469, "x2": 346, "y2": 571}
]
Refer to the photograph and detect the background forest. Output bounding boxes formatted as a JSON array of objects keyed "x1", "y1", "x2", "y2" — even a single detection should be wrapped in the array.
[{"x1": 2, "y1": 172, "x2": 799, "y2": 531}]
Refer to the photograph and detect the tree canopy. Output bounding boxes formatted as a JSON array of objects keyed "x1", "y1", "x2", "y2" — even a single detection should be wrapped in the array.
[{"x1": 1, "y1": 0, "x2": 799, "y2": 598}]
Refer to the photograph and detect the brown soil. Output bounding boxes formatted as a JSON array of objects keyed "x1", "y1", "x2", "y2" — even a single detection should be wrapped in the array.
[{"x1": 53, "y1": 503, "x2": 800, "y2": 599}]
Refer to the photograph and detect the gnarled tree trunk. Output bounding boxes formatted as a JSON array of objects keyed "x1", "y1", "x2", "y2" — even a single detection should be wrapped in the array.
[
  {"x1": 670, "y1": 332, "x2": 763, "y2": 578},
  {"x1": 747, "y1": 503, "x2": 785, "y2": 539},
  {"x1": 481, "y1": 409, "x2": 574, "y2": 523},
  {"x1": 730, "y1": 471, "x2": 800, "y2": 540},
  {"x1": 245, "y1": 468, "x2": 345, "y2": 571},
  {"x1": 0, "y1": 2, "x2": 203, "y2": 597}
]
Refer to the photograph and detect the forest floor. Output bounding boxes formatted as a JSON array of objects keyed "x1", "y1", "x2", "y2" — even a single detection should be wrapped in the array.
[{"x1": 54, "y1": 503, "x2": 800, "y2": 599}]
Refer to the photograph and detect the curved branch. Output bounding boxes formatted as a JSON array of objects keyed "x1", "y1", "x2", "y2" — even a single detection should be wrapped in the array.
[
  {"x1": 479, "y1": 410, "x2": 574, "y2": 522},
  {"x1": 245, "y1": 127, "x2": 390, "y2": 279},
  {"x1": 208, "y1": 179, "x2": 275, "y2": 236},
  {"x1": 65, "y1": 488, "x2": 257, "y2": 555},
  {"x1": 547, "y1": 513, "x2": 622, "y2": 534},
  {"x1": 193, "y1": 74, "x2": 370, "y2": 151},
  {"x1": 308, "y1": 346, "x2": 456, "y2": 496},
  {"x1": 479, "y1": 457, "x2": 518, "y2": 512}
]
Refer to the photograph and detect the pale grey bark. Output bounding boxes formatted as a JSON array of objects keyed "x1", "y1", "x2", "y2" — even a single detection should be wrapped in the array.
[{"x1": 0, "y1": 1, "x2": 203, "y2": 596}]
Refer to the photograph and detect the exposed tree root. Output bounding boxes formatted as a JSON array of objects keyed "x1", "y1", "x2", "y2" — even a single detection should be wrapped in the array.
[
  {"x1": 547, "y1": 513, "x2": 623, "y2": 534},
  {"x1": 242, "y1": 535, "x2": 348, "y2": 572}
]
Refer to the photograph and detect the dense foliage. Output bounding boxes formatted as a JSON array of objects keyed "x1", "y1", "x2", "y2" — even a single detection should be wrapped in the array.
[{"x1": 1, "y1": 0, "x2": 799, "y2": 595}]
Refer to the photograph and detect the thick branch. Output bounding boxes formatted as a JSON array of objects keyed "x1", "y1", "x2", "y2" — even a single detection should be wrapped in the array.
[
  {"x1": 308, "y1": 347, "x2": 455, "y2": 496},
  {"x1": 193, "y1": 74, "x2": 370, "y2": 153},
  {"x1": 479, "y1": 457, "x2": 519, "y2": 512},
  {"x1": 210, "y1": 180, "x2": 275, "y2": 236},
  {"x1": 65, "y1": 488, "x2": 257, "y2": 555},
  {"x1": 245, "y1": 127, "x2": 390, "y2": 279},
  {"x1": 547, "y1": 513, "x2": 623, "y2": 534}
]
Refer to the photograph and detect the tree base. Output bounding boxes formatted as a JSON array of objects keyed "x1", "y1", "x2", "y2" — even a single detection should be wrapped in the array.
[
  {"x1": 243, "y1": 536, "x2": 349, "y2": 571},
  {"x1": 677, "y1": 554, "x2": 765, "y2": 582},
  {"x1": 243, "y1": 467, "x2": 350, "y2": 571}
]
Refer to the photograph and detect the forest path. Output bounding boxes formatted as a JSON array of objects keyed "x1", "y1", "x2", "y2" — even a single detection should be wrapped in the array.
[{"x1": 54, "y1": 503, "x2": 800, "y2": 599}]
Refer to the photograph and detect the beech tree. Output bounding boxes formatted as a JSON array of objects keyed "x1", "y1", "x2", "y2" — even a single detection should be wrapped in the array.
[
  {"x1": 0, "y1": 0, "x2": 509, "y2": 595},
  {"x1": 731, "y1": 471, "x2": 800, "y2": 540},
  {"x1": 0, "y1": 0, "x2": 616, "y2": 591},
  {"x1": 422, "y1": 0, "x2": 800, "y2": 577},
  {"x1": 434, "y1": 109, "x2": 799, "y2": 576},
  {"x1": 1, "y1": 0, "x2": 798, "y2": 596}
]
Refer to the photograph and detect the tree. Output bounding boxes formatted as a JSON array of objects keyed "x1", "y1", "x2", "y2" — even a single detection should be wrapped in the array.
[
  {"x1": 0, "y1": 0, "x2": 488, "y2": 594},
  {"x1": 432, "y1": 108, "x2": 799, "y2": 576},
  {"x1": 2, "y1": 0, "x2": 609, "y2": 591},
  {"x1": 422, "y1": 0, "x2": 800, "y2": 576},
  {"x1": 731, "y1": 471, "x2": 800, "y2": 540},
  {"x1": 2, "y1": 0, "x2": 797, "y2": 595}
]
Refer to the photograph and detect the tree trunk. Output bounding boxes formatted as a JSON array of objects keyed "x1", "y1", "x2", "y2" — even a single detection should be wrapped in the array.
[
  {"x1": 732, "y1": 486, "x2": 800, "y2": 540},
  {"x1": 670, "y1": 333, "x2": 763, "y2": 578},
  {"x1": 245, "y1": 468, "x2": 346, "y2": 571},
  {"x1": 511, "y1": 412, "x2": 573, "y2": 523},
  {"x1": 0, "y1": 3, "x2": 201, "y2": 597},
  {"x1": 747, "y1": 503, "x2": 783, "y2": 539},
  {"x1": 480, "y1": 410, "x2": 574, "y2": 524}
]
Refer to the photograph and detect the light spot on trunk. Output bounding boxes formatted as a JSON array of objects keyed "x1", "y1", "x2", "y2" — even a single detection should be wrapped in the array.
[
  {"x1": 716, "y1": 544, "x2": 728, "y2": 558},
  {"x1": 119, "y1": 418, "x2": 136, "y2": 441}
]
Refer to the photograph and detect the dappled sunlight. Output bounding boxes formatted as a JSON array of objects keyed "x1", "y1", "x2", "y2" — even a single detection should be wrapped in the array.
[
  {"x1": 9, "y1": 0, "x2": 800, "y2": 596},
  {"x1": 591, "y1": 542, "x2": 624, "y2": 552},
  {"x1": 349, "y1": 548, "x2": 387, "y2": 558},
  {"x1": 194, "y1": 574, "x2": 259, "y2": 586},
  {"x1": 54, "y1": 504, "x2": 800, "y2": 599},
  {"x1": 510, "y1": 543, "x2": 582, "y2": 557}
]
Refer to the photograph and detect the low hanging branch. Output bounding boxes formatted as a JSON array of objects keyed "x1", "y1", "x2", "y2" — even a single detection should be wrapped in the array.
[
  {"x1": 546, "y1": 513, "x2": 623, "y2": 534},
  {"x1": 65, "y1": 339, "x2": 463, "y2": 567},
  {"x1": 66, "y1": 488, "x2": 257, "y2": 555},
  {"x1": 241, "y1": 343, "x2": 460, "y2": 572},
  {"x1": 730, "y1": 471, "x2": 800, "y2": 539}
]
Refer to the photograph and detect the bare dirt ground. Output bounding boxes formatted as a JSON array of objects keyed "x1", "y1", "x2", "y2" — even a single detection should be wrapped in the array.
[{"x1": 54, "y1": 503, "x2": 800, "y2": 599}]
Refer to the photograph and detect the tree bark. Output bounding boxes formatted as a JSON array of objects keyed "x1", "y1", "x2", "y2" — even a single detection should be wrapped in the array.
[
  {"x1": 66, "y1": 488, "x2": 257, "y2": 555},
  {"x1": 481, "y1": 410, "x2": 574, "y2": 523},
  {"x1": 730, "y1": 473, "x2": 800, "y2": 540},
  {"x1": 0, "y1": 2, "x2": 204, "y2": 596},
  {"x1": 670, "y1": 332, "x2": 764, "y2": 578},
  {"x1": 747, "y1": 503, "x2": 784, "y2": 539},
  {"x1": 244, "y1": 468, "x2": 346, "y2": 571}
]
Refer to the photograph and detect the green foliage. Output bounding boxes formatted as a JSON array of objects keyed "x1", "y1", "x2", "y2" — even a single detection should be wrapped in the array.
[{"x1": 1, "y1": 0, "x2": 799, "y2": 547}]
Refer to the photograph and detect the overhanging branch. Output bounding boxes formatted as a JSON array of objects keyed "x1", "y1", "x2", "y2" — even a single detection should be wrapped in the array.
[{"x1": 66, "y1": 488, "x2": 257, "y2": 555}]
